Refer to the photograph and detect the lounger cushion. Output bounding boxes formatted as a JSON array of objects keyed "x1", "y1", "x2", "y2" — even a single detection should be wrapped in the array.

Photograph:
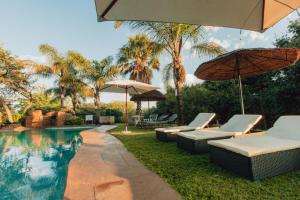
[
  {"x1": 155, "y1": 113, "x2": 215, "y2": 133},
  {"x1": 177, "y1": 130, "x2": 236, "y2": 140},
  {"x1": 219, "y1": 114, "x2": 262, "y2": 134},
  {"x1": 267, "y1": 116, "x2": 300, "y2": 140},
  {"x1": 208, "y1": 135, "x2": 300, "y2": 157},
  {"x1": 188, "y1": 113, "x2": 216, "y2": 128},
  {"x1": 155, "y1": 126, "x2": 196, "y2": 133}
]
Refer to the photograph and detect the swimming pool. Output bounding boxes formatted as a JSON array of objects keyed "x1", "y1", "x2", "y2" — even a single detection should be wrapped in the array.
[{"x1": 0, "y1": 128, "x2": 85, "y2": 200}]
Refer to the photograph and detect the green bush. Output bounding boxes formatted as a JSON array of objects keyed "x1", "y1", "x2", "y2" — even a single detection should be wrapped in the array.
[{"x1": 65, "y1": 116, "x2": 84, "y2": 126}]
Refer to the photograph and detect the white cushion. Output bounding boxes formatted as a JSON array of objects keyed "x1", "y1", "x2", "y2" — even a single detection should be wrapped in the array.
[
  {"x1": 177, "y1": 129, "x2": 236, "y2": 140},
  {"x1": 219, "y1": 114, "x2": 262, "y2": 134},
  {"x1": 188, "y1": 113, "x2": 216, "y2": 128},
  {"x1": 208, "y1": 135, "x2": 300, "y2": 157},
  {"x1": 155, "y1": 126, "x2": 196, "y2": 133},
  {"x1": 155, "y1": 113, "x2": 215, "y2": 133},
  {"x1": 267, "y1": 116, "x2": 300, "y2": 140}
]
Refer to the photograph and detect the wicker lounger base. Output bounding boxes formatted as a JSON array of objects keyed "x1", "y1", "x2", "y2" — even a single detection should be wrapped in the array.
[
  {"x1": 209, "y1": 146, "x2": 300, "y2": 181},
  {"x1": 156, "y1": 131, "x2": 177, "y2": 142},
  {"x1": 176, "y1": 135, "x2": 231, "y2": 154}
]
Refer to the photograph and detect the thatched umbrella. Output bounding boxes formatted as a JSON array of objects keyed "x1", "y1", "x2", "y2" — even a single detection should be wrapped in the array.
[
  {"x1": 95, "y1": 0, "x2": 300, "y2": 32},
  {"x1": 195, "y1": 48, "x2": 300, "y2": 114},
  {"x1": 130, "y1": 90, "x2": 166, "y2": 113}
]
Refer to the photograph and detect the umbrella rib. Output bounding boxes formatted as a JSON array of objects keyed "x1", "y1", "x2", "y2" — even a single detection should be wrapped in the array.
[
  {"x1": 243, "y1": 56, "x2": 267, "y2": 74},
  {"x1": 273, "y1": 0, "x2": 299, "y2": 11},
  {"x1": 101, "y1": 0, "x2": 119, "y2": 19},
  {"x1": 99, "y1": 85, "x2": 112, "y2": 91}
]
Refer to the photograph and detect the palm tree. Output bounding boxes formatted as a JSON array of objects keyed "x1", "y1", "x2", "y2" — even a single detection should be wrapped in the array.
[
  {"x1": 83, "y1": 57, "x2": 120, "y2": 109},
  {"x1": 82, "y1": 57, "x2": 120, "y2": 123},
  {"x1": 118, "y1": 34, "x2": 162, "y2": 114},
  {"x1": 36, "y1": 44, "x2": 90, "y2": 109},
  {"x1": 117, "y1": 23, "x2": 225, "y2": 124}
]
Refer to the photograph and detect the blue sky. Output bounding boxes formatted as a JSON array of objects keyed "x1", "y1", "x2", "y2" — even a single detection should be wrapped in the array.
[{"x1": 0, "y1": 0, "x2": 299, "y2": 104}]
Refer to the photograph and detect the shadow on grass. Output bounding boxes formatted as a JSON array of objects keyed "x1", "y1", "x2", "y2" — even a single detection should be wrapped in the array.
[{"x1": 110, "y1": 126, "x2": 300, "y2": 200}]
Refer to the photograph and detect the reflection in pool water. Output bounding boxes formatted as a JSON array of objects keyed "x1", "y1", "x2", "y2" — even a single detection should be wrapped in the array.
[{"x1": 0, "y1": 129, "x2": 83, "y2": 200}]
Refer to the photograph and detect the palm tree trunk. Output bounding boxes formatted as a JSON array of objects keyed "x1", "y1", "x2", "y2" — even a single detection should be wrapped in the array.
[
  {"x1": 60, "y1": 86, "x2": 66, "y2": 108},
  {"x1": 136, "y1": 101, "x2": 142, "y2": 115},
  {"x1": 94, "y1": 89, "x2": 101, "y2": 124},
  {"x1": 174, "y1": 79, "x2": 184, "y2": 125},
  {"x1": 72, "y1": 95, "x2": 77, "y2": 112}
]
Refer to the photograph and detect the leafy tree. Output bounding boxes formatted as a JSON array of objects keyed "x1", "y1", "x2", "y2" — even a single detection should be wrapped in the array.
[
  {"x1": 118, "y1": 22, "x2": 225, "y2": 124},
  {"x1": 118, "y1": 34, "x2": 162, "y2": 114},
  {"x1": 0, "y1": 47, "x2": 33, "y2": 123}
]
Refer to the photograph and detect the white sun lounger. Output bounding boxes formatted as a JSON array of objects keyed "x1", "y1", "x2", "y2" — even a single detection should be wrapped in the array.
[
  {"x1": 177, "y1": 114, "x2": 263, "y2": 153},
  {"x1": 155, "y1": 113, "x2": 216, "y2": 141},
  {"x1": 208, "y1": 115, "x2": 300, "y2": 181}
]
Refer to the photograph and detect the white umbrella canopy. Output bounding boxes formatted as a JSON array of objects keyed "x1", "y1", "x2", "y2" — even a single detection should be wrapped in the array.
[
  {"x1": 95, "y1": 0, "x2": 300, "y2": 32},
  {"x1": 100, "y1": 80, "x2": 159, "y2": 94},
  {"x1": 100, "y1": 80, "x2": 159, "y2": 133}
]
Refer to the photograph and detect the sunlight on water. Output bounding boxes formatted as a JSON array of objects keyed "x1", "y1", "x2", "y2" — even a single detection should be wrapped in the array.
[{"x1": 0, "y1": 129, "x2": 83, "y2": 200}]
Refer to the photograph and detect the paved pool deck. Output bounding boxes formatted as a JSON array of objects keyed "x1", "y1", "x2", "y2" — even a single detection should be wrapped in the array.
[{"x1": 63, "y1": 126, "x2": 181, "y2": 200}]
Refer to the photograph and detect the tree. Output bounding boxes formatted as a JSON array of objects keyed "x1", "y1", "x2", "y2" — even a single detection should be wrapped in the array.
[
  {"x1": 118, "y1": 34, "x2": 162, "y2": 114},
  {"x1": 118, "y1": 22, "x2": 225, "y2": 124},
  {"x1": 36, "y1": 44, "x2": 90, "y2": 109},
  {"x1": 0, "y1": 47, "x2": 33, "y2": 123}
]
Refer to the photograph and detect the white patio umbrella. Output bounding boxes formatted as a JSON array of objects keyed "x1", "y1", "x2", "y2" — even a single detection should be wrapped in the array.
[
  {"x1": 100, "y1": 80, "x2": 159, "y2": 133},
  {"x1": 95, "y1": 0, "x2": 300, "y2": 32}
]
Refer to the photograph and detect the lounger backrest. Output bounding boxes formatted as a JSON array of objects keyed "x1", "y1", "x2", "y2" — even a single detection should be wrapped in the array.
[
  {"x1": 157, "y1": 114, "x2": 169, "y2": 121},
  {"x1": 219, "y1": 114, "x2": 262, "y2": 134},
  {"x1": 267, "y1": 116, "x2": 300, "y2": 140},
  {"x1": 188, "y1": 113, "x2": 216, "y2": 128},
  {"x1": 167, "y1": 114, "x2": 177, "y2": 122}
]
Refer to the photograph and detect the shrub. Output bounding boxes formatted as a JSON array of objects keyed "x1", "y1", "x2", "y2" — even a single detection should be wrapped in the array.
[{"x1": 65, "y1": 116, "x2": 84, "y2": 126}]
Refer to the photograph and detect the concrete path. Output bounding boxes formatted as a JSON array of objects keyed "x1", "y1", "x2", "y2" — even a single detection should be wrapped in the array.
[{"x1": 63, "y1": 126, "x2": 181, "y2": 200}]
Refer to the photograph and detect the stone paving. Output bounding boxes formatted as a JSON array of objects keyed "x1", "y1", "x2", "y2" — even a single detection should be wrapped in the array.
[{"x1": 63, "y1": 126, "x2": 181, "y2": 200}]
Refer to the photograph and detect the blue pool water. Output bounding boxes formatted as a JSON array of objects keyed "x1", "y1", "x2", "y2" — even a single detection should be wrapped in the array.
[{"x1": 0, "y1": 129, "x2": 84, "y2": 200}]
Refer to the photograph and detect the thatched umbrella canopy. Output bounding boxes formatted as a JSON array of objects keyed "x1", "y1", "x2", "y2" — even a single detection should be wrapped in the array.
[
  {"x1": 131, "y1": 90, "x2": 166, "y2": 112},
  {"x1": 195, "y1": 48, "x2": 300, "y2": 114},
  {"x1": 130, "y1": 90, "x2": 166, "y2": 102}
]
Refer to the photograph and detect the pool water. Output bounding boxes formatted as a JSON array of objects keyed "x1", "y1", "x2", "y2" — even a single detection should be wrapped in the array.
[{"x1": 0, "y1": 129, "x2": 84, "y2": 200}]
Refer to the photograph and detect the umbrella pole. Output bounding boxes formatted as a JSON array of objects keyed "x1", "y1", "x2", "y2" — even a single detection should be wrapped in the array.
[
  {"x1": 238, "y1": 75, "x2": 245, "y2": 115},
  {"x1": 125, "y1": 87, "x2": 128, "y2": 132}
]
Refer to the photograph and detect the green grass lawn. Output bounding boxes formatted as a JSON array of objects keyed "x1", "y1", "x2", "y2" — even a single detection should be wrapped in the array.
[{"x1": 110, "y1": 125, "x2": 300, "y2": 200}]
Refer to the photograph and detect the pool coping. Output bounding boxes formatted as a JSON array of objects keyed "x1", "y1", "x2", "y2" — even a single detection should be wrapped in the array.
[{"x1": 63, "y1": 126, "x2": 181, "y2": 200}]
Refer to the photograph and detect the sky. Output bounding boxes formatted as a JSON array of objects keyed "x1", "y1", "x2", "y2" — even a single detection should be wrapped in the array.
[{"x1": 0, "y1": 0, "x2": 299, "y2": 105}]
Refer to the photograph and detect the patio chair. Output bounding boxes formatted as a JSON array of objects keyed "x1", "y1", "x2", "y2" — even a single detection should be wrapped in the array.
[
  {"x1": 208, "y1": 115, "x2": 300, "y2": 181},
  {"x1": 143, "y1": 114, "x2": 158, "y2": 123},
  {"x1": 176, "y1": 114, "x2": 262, "y2": 154},
  {"x1": 145, "y1": 114, "x2": 178, "y2": 127},
  {"x1": 155, "y1": 113, "x2": 216, "y2": 142}
]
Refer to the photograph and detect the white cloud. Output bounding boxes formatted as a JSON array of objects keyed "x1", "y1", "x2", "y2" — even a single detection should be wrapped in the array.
[
  {"x1": 208, "y1": 37, "x2": 231, "y2": 49},
  {"x1": 185, "y1": 74, "x2": 203, "y2": 86},
  {"x1": 233, "y1": 41, "x2": 246, "y2": 50},
  {"x1": 205, "y1": 26, "x2": 223, "y2": 32},
  {"x1": 241, "y1": 31, "x2": 268, "y2": 41},
  {"x1": 183, "y1": 41, "x2": 192, "y2": 50},
  {"x1": 18, "y1": 55, "x2": 48, "y2": 65}
]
